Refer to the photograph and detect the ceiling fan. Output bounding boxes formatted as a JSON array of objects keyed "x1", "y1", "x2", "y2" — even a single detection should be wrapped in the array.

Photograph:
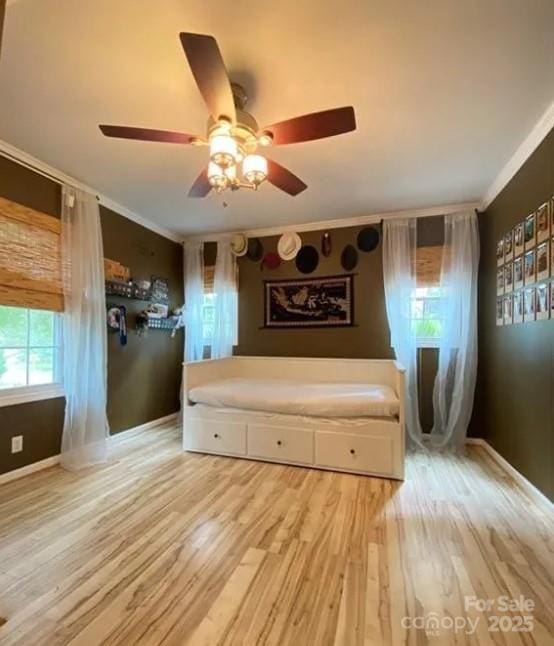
[{"x1": 99, "y1": 33, "x2": 356, "y2": 198}]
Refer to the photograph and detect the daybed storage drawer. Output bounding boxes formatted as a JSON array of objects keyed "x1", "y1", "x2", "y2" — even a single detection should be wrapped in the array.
[
  {"x1": 186, "y1": 419, "x2": 246, "y2": 455},
  {"x1": 315, "y1": 431, "x2": 394, "y2": 475},
  {"x1": 248, "y1": 424, "x2": 313, "y2": 464}
]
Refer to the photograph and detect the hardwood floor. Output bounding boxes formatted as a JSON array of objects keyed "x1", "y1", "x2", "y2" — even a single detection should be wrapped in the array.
[{"x1": 0, "y1": 422, "x2": 552, "y2": 645}]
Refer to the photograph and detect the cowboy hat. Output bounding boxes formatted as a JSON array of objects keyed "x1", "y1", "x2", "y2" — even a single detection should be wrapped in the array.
[
  {"x1": 277, "y1": 232, "x2": 302, "y2": 261},
  {"x1": 296, "y1": 245, "x2": 319, "y2": 274},
  {"x1": 231, "y1": 233, "x2": 248, "y2": 257}
]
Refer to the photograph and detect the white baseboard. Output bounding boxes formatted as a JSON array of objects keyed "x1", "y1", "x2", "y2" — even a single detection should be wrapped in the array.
[
  {"x1": 0, "y1": 412, "x2": 179, "y2": 486},
  {"x1": 110, "y1": 412, "x2": 179, "y2": 443},
  {"x1": 466, "y1": 437, "x2": 553, "y2": 511},
  {"x1": 0, "y1": 454, "x2": 61, "y2": 486}
]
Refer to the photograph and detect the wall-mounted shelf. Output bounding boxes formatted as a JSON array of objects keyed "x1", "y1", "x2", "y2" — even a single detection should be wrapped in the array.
[
  {"x1": 147, "y1": 317, "x2": 179, "y2": 331},
  {"x1": 105, "y1": 280, "x2": 151, "y2": 301}
]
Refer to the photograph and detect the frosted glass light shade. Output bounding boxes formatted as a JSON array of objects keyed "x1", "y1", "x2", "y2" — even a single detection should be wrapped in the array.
[
  {"x1": 208, "y1": 162, "x2": 228, "y2": 190},
  {"x1": 243, "y1": 154, "x2": 268, "y2": 186},
  {"x1": 210, "y1": 135, "x2": 237, "y2": 168}
]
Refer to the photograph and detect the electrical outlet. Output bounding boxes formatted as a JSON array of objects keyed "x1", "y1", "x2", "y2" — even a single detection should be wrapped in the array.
[{"x1": 11, "y1": 436, "x2": 23, "y2": 454}]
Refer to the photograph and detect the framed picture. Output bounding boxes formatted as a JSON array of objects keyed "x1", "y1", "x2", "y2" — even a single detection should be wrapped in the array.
[
  {"x1": 264, "y1": 274, "x2": 354, "y2": 328},
  {"x1": 504, "y1": 230, "x2": 513, "y2": 262},
  {"x1": 536, "y1": 241, "x2": 550, "y2": 281},
  {"x1": 496, "y1": 238, "x2": 504, "y2": 266},
  {"x1": 524, "y1": 249, "x2": 535, "y2": 284},
  {"x1": 504, "y1": 263, "x2": 513, "y2": 293},
  {"x1": 513, "y1": 257, "x2": 523, "y2": 290},
  {"x1": 503, "y1": 295, "x2": 513, "y2": 325},
  {"x1": 513, "y1": 291, "x2": 523, "y2": 324},
  {"x1": 536, "y1": 283, "x2": 550, "y2": 321},
  {"x1": 514, "y1": 222, "x2": 524, "y2": 256},
  {"x1": 496, "y1": 267, "x2": 504, "y2": 295},
  {"x1": 536, "y1": 201, "x2": 550, "y2": 243},
  {"x1": 496, "y1": 296, "x2": 504, "y2": 326},
  {"x1": 524, "y1": 287, "x2": 536, "y2": 322},
  {"x1": 524, "y1": 212, "x2": 536, "y2": 249}
]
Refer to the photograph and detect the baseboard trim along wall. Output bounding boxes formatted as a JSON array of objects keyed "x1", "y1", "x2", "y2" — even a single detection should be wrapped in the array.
[
  {"x1": 465, "y1": 438, "x2": 553, "y2": 511},
  {"x1": 0, "y1": 412, "x2": 180, "y2": 486},
  {"x1": 1, "y1": 418, "x2": 549, "y2": 509},
  {"x1": 0, "y1": 454, "x2": 61, "y2": 486}
]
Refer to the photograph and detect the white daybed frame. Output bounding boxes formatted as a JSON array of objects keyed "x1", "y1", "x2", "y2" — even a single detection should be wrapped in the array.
[{"x1": 182, "y1": 356, "x2": 406, "y2": 480}]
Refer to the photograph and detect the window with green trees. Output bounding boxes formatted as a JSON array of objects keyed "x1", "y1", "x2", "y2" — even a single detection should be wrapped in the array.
[{"x1": 0, "y1": 306, "x2": 61, "y2": 390}]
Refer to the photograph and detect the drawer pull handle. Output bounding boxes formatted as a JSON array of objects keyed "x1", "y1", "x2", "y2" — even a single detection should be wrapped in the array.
[
  {"x1": 276, "y1": 440, "x2": 282, "y2": 446},
  {"x1": 214, "y1": 433, "x2": 220, "y2": 439},
  {"x1": 350, "y1": 448, "x2": 355, "y2": 455}
]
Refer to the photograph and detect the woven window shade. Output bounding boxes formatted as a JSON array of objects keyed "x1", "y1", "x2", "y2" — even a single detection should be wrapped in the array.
[
  {"x1": 204, "y1": 265, "x2": 215, "y2": 293},
  {"x1": 0, "y1": 196, "x2": 64, "y2": 311},
  {"x1": 416, "y1": 245, "x2": 449, "y2": 287}
]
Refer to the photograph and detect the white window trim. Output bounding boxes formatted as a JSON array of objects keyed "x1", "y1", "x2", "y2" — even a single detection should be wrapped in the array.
[
  {"x1": 0, "y1": 383, "x2": 65, "y2": 408},
  {"x1": 416, "y1": 337, "x2": 441, "y2": 349},
  {"x1": 0, "y1": 308, "x2": 64, "y2": 407}
]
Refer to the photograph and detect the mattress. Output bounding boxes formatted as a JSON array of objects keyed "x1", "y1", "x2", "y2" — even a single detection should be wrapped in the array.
[{"x1": 188, "y1": 377, "x2": 399, "y2": 418}]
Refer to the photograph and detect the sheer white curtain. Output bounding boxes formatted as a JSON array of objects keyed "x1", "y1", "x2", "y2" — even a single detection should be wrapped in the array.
[
  {"x1": 382, "y1": 218, "x2": 423, "y2": 448},
  {"x1": 431, "y1": 210, "x2": 479, "y2": 450},
  {"x1": 60, "y1": 186, "x2": 109, "y2": 470},
  {"x1": 212, "y1": 239, "x2": 238, "y2": 359},
  {"x1": 184, "y1": 240, "x2": 204, "y2": 362}
]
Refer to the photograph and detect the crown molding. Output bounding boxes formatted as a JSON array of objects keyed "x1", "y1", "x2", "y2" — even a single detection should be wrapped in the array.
[
  {"x1": 481, "y1": 98, "x2": 554, "y2": 211},
  {"x1": 0, "y1": 139, "x2": 182, "y2": 243},
  {"x1": 183, "y1": 201, "x2": 480, "y2": 242}
]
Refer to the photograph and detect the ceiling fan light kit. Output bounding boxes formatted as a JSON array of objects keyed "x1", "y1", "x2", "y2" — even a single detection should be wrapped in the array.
[{"x1": 99, "y1": 32, "x2": 357, "y2": 199}]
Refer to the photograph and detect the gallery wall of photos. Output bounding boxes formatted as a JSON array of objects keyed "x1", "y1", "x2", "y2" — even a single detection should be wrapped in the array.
[{"x1": 496, "y1": 197, "x2": 554, "y2": 325}]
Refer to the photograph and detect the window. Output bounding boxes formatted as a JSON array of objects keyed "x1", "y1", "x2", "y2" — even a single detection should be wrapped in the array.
[
  {"x1": 202, "y1": 292, "x2": 216, "y2": 347},
  {"x1": 410, "y1": 286, "x2": 444, "y2": 347},
  {"x1": 0, "y1": 305, "x2": 63, "y2": 404}
]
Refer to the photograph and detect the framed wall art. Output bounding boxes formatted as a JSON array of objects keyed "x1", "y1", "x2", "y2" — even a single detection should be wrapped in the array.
[
  {"x1": 514, "y1": 222, "x2": 524, "y2": 256},
  {"x1": 496, "y1": 239, "x2": 504, "y2": 267},
  {"x1": 496, "y1": 267, "x2": 504, "y2": 295},
  {"x1": 504, "y1": 263, "x2": 513, "y2": 293},
  {"x1": 504, "y1": 230, "x2": 513, "y2": 262},
  {"x1": 524, "y1": 287, "x2": 536, "y2": 322},
  {"x1": 524, "y1": 249, "x2": 535, "y2": 284},
  {"x1": 536, "y1": 201, "x2": 550, "y2": 243},
  {"x1": 503, "y1": 294, "x2": 513, "y2": 325},
  {"x1": 513, "y1": 291, "x2": 523, "y2": 324},
  {"x1": 264, "y1": 274, "x2": 354, "y2": 328},
  {"x1": 536, "y1": 241, "x2": 550, "y2": 281},
  {"x1": 524, "y1": 212, "x2": 536, "y2": 250},
  {"x1": 496, "y1": 296, "x2": 504, "y2": 326},
  {"x1": 513, "y1": 257, "x2": 523, "y2": 290},
  {"x1": 536, "y1": 283, "x2": 550, "y2": 321}
]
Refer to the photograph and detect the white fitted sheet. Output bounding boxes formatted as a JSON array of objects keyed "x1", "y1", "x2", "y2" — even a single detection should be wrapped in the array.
[{"x1": 188, "y1": 378, "x2": 399, "y2": 418}]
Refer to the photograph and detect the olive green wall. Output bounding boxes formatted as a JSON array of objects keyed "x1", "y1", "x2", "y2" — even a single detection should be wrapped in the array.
[
  {"x1": 235, "y1": 220, "x2": 442, "y2": 432},
  {"x1": 473, "y1": 128, "x2": 553, "y2": 501},
  {"x1": 0, "y1": 156, "x2": 183, "y2": 475},
  {"x1": 236, "y1": 225, "x2": 393, "y2": 359}
]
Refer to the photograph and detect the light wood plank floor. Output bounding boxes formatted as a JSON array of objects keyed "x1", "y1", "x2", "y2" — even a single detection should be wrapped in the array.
[{"x1": 0, "y1": 423, "x2": 552, "y2": 645}]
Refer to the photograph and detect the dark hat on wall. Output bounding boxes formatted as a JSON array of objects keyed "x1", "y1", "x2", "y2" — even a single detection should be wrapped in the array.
[
  {"x1": 261, "y1": 251, "x2": 281, "y2": 271},
  {"x1": 341, "y1": 244, "x2": 358, "y2": 271},
  {"x1": 295, "y1": 245, "x2": 319, "y2": 274},
  {"x1": 321, "y1": 231, "x2": 332, "y2": 257},
  {"x1": 247, "y1": 237, "x2": 264, "y2": 261},
  {"x1": 357, "y1": 226, "x2": 380, "y2": 252}
]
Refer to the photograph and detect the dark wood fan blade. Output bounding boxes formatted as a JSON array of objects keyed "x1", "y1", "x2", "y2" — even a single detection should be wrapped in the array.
[
  {"x1": 99, "y1": 125, "x2": 196, "y2": 144},
  {"x1": 179, "y1": 32, "x2": 236, "y2": 123},
  {"x1": 261, "y1": 107, "x2": 356, "y2": 145},
  {"x1": 266, "y1": 159, "x2": 307, "y2": 196},
  {"x1": 188, "y1": 168, "x2": 212, "y2": 198}
]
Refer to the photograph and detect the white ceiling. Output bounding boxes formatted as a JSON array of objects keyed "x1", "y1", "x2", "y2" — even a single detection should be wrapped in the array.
[{"x1": 1, "y1": 0, "x2": 554, "y2": 236}]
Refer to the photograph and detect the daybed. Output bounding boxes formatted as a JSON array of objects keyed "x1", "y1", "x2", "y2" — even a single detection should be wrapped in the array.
[{"x1": 182, "y1": 356, "x2": 405, "y2": 480}]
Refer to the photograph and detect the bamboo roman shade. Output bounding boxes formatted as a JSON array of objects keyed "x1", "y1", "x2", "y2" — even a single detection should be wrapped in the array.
[
  {"x1": 416, "y1": 245, "x2": 449, "y2": 287},
  {"x1": 204, "y1": 265, "x2": 215, "y2": 293},
  {"x1": 0, "y1": 196, "x2": 64, "y2": 311}
]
